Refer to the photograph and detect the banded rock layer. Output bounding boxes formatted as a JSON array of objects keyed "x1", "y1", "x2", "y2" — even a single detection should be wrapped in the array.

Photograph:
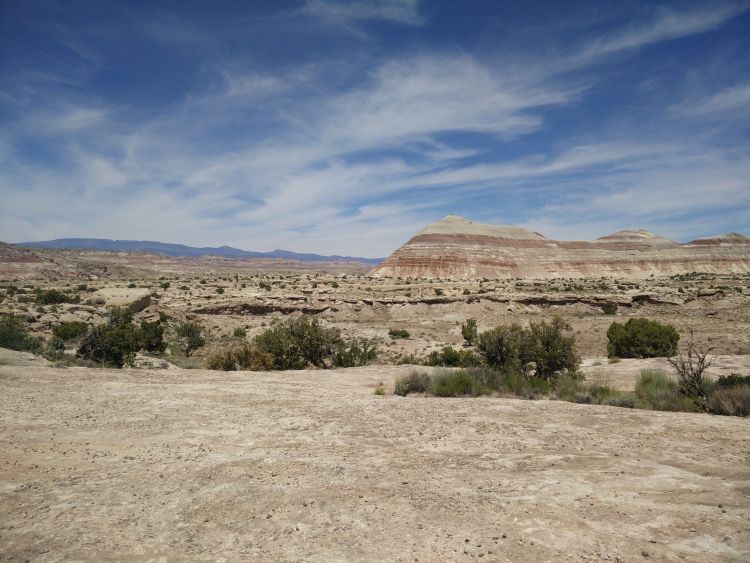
[{"x1": 369, "y1": 215, "x2": 750, "y2": 279}]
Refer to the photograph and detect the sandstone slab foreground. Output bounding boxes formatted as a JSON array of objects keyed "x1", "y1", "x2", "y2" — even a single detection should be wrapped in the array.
[{"x1": 1, "y1": 365, "x2": 748, "y2": 561}]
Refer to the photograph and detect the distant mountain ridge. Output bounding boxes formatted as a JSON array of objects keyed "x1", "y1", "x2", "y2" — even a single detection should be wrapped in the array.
[{"x1": 17, "y1": 238, "x2": 383, "y2": 265}]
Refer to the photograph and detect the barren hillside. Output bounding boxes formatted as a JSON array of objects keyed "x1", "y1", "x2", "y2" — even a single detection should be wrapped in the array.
[{"x1": 370, "y1": 215, "x2": 750, "y2": 279}]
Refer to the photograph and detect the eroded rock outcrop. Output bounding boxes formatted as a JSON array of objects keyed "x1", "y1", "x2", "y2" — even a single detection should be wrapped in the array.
[{"x1": 370, "y1": 215, "x2": 750, "y2": 279}]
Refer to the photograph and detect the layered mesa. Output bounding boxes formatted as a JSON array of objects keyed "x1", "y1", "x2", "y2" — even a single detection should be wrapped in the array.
[{"x1": 370, "y1": 215, "x2": 750, "y2": 279}]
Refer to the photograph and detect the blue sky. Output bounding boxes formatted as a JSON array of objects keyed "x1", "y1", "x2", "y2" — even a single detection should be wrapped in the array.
[{"x1": 1, "y1": 0, "x2": 748, "y2": 257}]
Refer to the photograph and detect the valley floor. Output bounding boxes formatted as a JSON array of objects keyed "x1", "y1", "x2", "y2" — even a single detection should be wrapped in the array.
[{"x1": 1, "y1": 364, "x2": 748, "y2": 561}]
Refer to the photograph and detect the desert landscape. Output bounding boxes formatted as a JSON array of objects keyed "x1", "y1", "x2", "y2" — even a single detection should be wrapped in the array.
[
  {"x1": 1, "y1": 225, "x2": 749, "y2": 561},
  {"x1": 3, "y1": 2, "x2": 750, "y2": 561}
]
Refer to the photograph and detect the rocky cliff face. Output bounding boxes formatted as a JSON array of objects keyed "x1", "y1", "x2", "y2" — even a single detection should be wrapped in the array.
[{"x1": 369, "y1": 215, "x2": 750, "y2": 279}]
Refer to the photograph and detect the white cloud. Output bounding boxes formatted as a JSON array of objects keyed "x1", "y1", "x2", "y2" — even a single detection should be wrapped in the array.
[
  {"x1": 572, "y1": 3, "x2": 750, "y2": 65},
  {"x1": 301, "y1": 0, "x2": 423, "y2": 27},
  {"x1": 1, "y1": 2, "x2": 748, "y2": 256},
  {"x1": 671, "y1": 83, "x2": 750, "y2": 116}
]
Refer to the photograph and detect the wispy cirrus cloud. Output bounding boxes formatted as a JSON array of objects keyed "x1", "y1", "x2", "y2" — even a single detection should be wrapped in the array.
[
  {"x1": 301, "y1": 0, "x2": 423, "y2": 27},
  {"x1": 0, "y1": 1, "x2": 748, "y2": 255}
]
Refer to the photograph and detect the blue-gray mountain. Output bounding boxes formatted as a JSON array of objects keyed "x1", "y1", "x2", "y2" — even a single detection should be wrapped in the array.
[{"x1": 18, "y1": 238, "x2": 383, "y2": 265}]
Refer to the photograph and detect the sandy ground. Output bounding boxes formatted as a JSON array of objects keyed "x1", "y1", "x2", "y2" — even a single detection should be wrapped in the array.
[{"x1": 1, "y1": 362, "x2": 748, "y2": 562}]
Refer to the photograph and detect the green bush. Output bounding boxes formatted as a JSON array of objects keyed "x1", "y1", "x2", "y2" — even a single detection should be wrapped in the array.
[
  {"x1": 388, "y1": 328, "x2": 410, "y2": 339},
  {"x1": 43, "y1": 336, "x2": 67, "y2": 361},
  {"x1": 713, "y1": 373, "x2": 750, "y2": 389},
  {"x1": 430, "y1": 369, "x2": 474, "y2": 397},
  {"x1": 252, "y1": 315, "x2": 376, "y2": 370},
  {"x1": 634, "y1": 370, "x2": 695, "y2": 412},
  {"x1": 52, "y1": 321, "x2": 89, "y2": 341},
  {"x1": 607, "y1": 318, "x2": 679, "y2": 358},
  {"x1": 77, "y1": 322, "x2": 140, "y2": 368},
  {"x1": 335, "y1": 338, "x2": 378, "y2": 368},
  {"x1": 254, "y1": 316, "x2": 338, "y2": 369},
  {"x1": 233, "y1": 327, "x2": 247, "y2": 338},
  {"x1": 461, "y1": 318, "x2": 478, "y2": 345},
  {"x1": 75, "y1": 308, "x2": 166, "y2": 367},
  {"x1": 601, "y1": 303, "x2": 617, "y2": 315},
  {"x1": 706, "y1": 385, "x2": 750, "y2": 416},
  {"x1": 476, "y1": 317, "x2": 579, "y2": 381},
  {"x1": 139, "y1": 320, "x2": 166, "y2": 353},
  {"x1": 175, "y1": 321, "x2": 205, "y2": 357},
  {"x1": 394, "y1": 370, "x2": 431, "y2": 396},
  {"x1": 394, "y1": 380, "x2": 410, "y2": 396},
  {"x1": 602, "y1": 392, "x2": 636, "y2": 409},
  {"x1": 424, "y1": 345, "x2": 481, "y2": 368},
  {"x1": 0, "y1": 314, "x2": 43, "y2": 353},
  {"x1": 35, "y1": 289, "x2": 78, "y2": 305}
]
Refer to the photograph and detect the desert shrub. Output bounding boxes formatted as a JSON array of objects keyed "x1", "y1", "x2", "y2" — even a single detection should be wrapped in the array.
[
  {"x1": 572, "y1": 382, "x2": 619, "y2": 405},
  {"x1": 668, "y1": 329, "x2": 714, "y2": 411},
  {"x1": 394, "y1": 370, "x2": 432, "y2": 395},
  {"x1": 175, "y1": 321, "x2": 205, "y2": 357},
  {"x1": 424, "y1": 346, "x2": 481, "y2": 368},
  {"x1": 388, "y1": 328, "x2": 410, "y2": 339},
  {"x1": 430, "y1": 369, "x2": 474, "y2": 397},
  {"x1": 258, "y1": 281, "x2": 272, "y2": 291},
  {"x1": 373, "y1": 386, "x2": 385, "y2": 396},
  {"x1": 477, "y1": 323, "x2": 531, "y2": 373},
  {"x1": 554, "y1": 375, "x2": 580, "y2": 402},
  {"x1": 395, "y1": 352, "x2": 418, "y2": 365},
  {"x1": 206, "y1": 349, "x2": 236, "y2": 371},
  {"x1": 160, "y1": 281, "x2": 170, "y2": 289},
  {"x1": 216, "y1": 287, "x2": 224, "y2": 294},
  {"x1": 43, "y1": 336, "x2": 67, "y2": 361},
  {"x1": 109, "y1": 306, "x2": 134, "y2": 328},
  {"x1": 714, "y1": 374, "x2": 750, "y2": 389},
  {"x1": 207, "y1": 344, "x2": 274, "y2": 371},
  {"x1": 528, "y1": 318, "x2": 580, "y2": 381},
  {"x1": 607, "y1": 318, "x2": 679, "y2": 358},
  {"x1": 334, "y1": 338, "x2": 378, "y2": 368},
  {"x1": 254, "y1": 316, "x2": 336, "y2": 369},
  {"x1": 394, "y1": 380, "x2": 410, "y2": 396},
  {"x1": 0, "y1": 314, "x2": 43, "y2": 353},
  {"x1": 77, "y1": 311, "x2": 142, "y2": 368},
  {"x1": 139, "y1": 320, "x2": 166, "y2": 353},
  {"x1": 254, "y1": 315, "x2": 372, "y2": 370},
  {"x1": 525, "y1": 377, "x2": 553, "y2": 398},
  {"x1": 464, "y1": 365, "x2": 501, "y2": 390},
  {"x1": 602, "y1": 392, "x2": 636, "y2": 409},
  {"x1": 233, "y1": 327, "x2": 247, "y2": 338},
  {"x1": 706, "y1": 385, "x2": 750, "y2": 417},
  {"x1": 476, "y1": 317, "x2": 579, "y2": 382},
  {"x1": 634, "y1": 370, "x2": 696, "y2": 412},
  {"x1": 461, "y1": 317, "x2": 478, "y2": 345},
  {"x1": 52, "y1": 321, "x2": 89, "y2": 341},
  {"x1": 601, "y1": 303, "x2": 617, "y2": 315},
  {"x1": 35, "y1": 289, "x2": 78, "y2": 305}
]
